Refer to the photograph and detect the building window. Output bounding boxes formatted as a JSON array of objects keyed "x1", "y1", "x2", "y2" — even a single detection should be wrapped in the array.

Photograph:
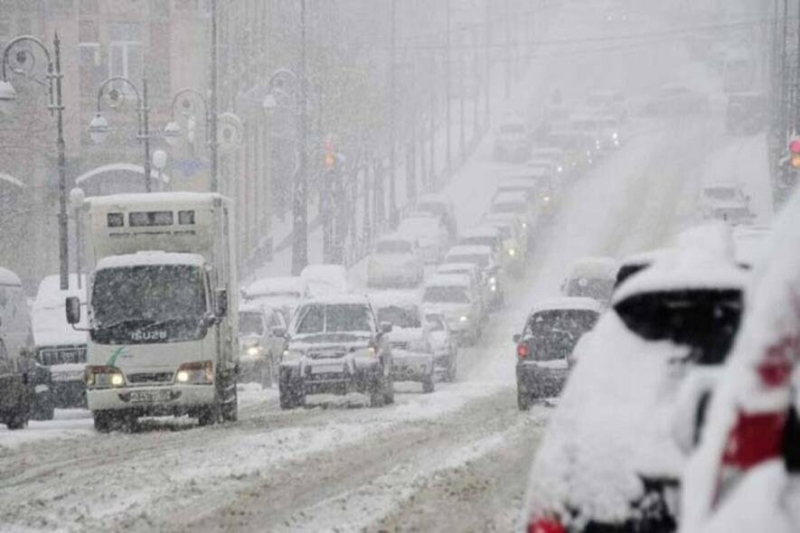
[
  {"x1": 79, "y1": 42, "x2": 103, "y2": 95},
  {"x1": 108, "y1": 23, "x2": 143, "y2": 80}
]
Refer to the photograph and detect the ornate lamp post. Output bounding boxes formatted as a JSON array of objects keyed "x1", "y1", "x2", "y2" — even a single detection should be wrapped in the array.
[
  {"x1": 0, "y1": 34, "x2": 69, "y2": 290},
  {"x1": 89, "y1": 77, "x2": 152, "y2": 193}
]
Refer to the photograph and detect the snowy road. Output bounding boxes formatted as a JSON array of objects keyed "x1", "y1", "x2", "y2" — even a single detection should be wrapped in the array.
[{"x1": 0, "y1": 4, "x2": 774, "y2": 533}]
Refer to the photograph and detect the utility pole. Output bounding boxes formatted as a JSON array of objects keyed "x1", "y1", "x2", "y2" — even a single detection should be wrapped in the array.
[
  {"x1": 459, "y1": 30, "x2": 466, "y2": 160},
  {"x1": 292, "y1": 0, "x2": 309, "y2": 274},
  {"x1": 209, "y1": 0, "x2": 219, "y2": 192},
  {"x1": 505, "y1": 0, "x2": 512, "y2": 99},
  {"x1": 53, "y1": 34, "x2": 68, "y2": 290},
  {"x1": 388, "y1": 0, "x2": 398, "y2": 227},
  {"x1": 472, "y1": 25, "x2": 480, "y2": 135},
  {"x1": 445, "y1": 0, "x2": 452, "y2": 177},
  {"x1": 485, "y1": 0, "x2": 491, "y2": 128}
]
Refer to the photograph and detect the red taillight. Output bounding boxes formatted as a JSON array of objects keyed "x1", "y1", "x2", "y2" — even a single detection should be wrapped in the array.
[
  {"x1": 517, "y1": 344, "x2": 530, "y2": 359},
  {"x1": 528, "y1": 517, "x2": 566, "y2": 533},
  {"x1": 722, "y1": 410, "x2": 786, "y2": 469}
]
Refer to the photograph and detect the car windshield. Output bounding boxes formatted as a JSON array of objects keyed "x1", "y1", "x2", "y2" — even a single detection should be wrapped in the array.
[
  {"x1": 705, "y1": 187, "x2": 737, "y2": 200},
  {"x1": 239, "y1": 312, "x2": 264, "y2": 336},
  {"x1": 91, "y1": 265, "x2": 207, "y2": 344},
  {"x1": 565, "y1": 277, "x2": 615, "y2": 303},
  {"x1": 376, "y1": 240, "x2": 413, "y2": 254},
  {"x1": 423, "y1": 286, "x2": 471, "y2": 304},
  {"x1": 446, "y1": 253, "x2": 490, "y2": 268},
  {"x1": 377, "y1": 306, "x2": 421, "y2": 328},
  {"x1": 294, "y1": 303, "x2": 372, "y2": 334},
  {"x1": 524, "y1": 310, "x2": 599, "y2": 361}
]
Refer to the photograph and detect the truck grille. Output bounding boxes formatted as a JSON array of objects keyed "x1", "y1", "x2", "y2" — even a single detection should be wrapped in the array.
[
  {"x1": 126, "y1": 372, "x2": 174, "y2": 385},
  {"x1": 37, "y1": 345, "x2": 87, "y2": 365}
]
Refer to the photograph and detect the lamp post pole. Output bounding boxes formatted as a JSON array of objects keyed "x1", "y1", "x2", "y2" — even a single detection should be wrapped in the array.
[
  {"x1": 293, "y1": 0, "x2": 309, "y2": 275},
  {"x1": 210, "y1": 0, "x2": 219, "y2": 192},
  {"x1": 0, "y1": 33, "x2": 69, "y2": 290}
]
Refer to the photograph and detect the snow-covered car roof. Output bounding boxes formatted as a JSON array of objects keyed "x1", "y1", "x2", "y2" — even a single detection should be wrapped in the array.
[
  {"x1": 368, "y1": 290, "x2": 422, "y2": 309},
  {"x1": 424, "y1": 274, "x2": 471, "y2": 288},
  {"x1": 300, "y1": 294, "x2": 370, "y2": 306},
  {"x1": 567, "y1": 257, "x2": 620, "y2": 279},
  {"x1": 460, "y1": 227, "x2": 501, "y2": 239},
  {"x1": 528, "y1": 297, "x2": 606, "y2": 315},
  {"x1": 445, "y1": 245, "x2": 493, "y2": 257},
  {"x1": 531, "y1": 147, "x2": 565, "y2": 157},
  {"x1": 398, "y1": 215, "x2": 442, "y2": 231},
  {"x1": 437, "y1": 262, "x2": 480, "y2": 275},
  {"x1": 0, "y1": 266, "x2": 21, "y2": 287},
  {"x1": 613, "y1": 250, "x2": 747, "y2": 304},
  {"x1": 95, "y1": 251, "x2": 206, "y2": 270},
  {"x1": 244, "y1": 276, "x2": 306, "y2": 297}
]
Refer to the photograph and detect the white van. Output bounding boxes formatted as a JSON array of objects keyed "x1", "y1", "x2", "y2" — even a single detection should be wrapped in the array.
[{"x1": 0, "y1": 266, "x2": 33, "y2": 358}]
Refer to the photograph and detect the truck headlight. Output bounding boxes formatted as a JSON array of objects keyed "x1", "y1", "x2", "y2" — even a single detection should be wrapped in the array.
[
  {"x1": 85, "y1": 366, "x2": 125, "y2": 389},
  {"x1": 282, "y1": 349, "x2": 302, "y2": 362},
  {"x1": 508, "y1": 248, "x2": 516, "y2": 257},
  {"x1": 175, "y1": 361, "x2": 214, "y2": 385},
  {"x1": 460, "y1": 315, "x2": 468, "y2": 323},
  {"x1": 246, "y1": 346, "x2": 261, "y2": 357}
]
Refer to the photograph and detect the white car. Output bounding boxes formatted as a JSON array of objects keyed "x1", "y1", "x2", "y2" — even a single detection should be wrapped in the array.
[
  {"x1": 699, "y1": 182, "x2": 754, "y2": 225},
  {"x1": 561, "y1": 256, "x2": 620, "y2": 307},
  {"x1": 397, "y1": 214, "x2": 450, "y2": 264},
  {"x1": 493, "y1": 116, "x2": 532, "y2": 162},
  {"x1": 370, "y1": 292, "x2": 435, "y2": 393},
  {"x1": 300, "y1": 264, "x2": 349, "y2": 298},
  {"x1": 436, "y1": 262, "x2": 490, "y2": 314},
  {"x1": 367, "y1": 234, "x2": 424, "y2": 288},
  {"x1": 423, "y1": 311, "x2": 458, "y2": 382},
  {"x1": 237, "y1": 304, "x2": 287, "y2": 388},
  {"x1": 415, "y1": 193, "x2": 458, "y2": 239},
  {"x1": 422, "y1": 274, "x2": 483, "y2": 346},
  {"x1": 243, "y1": 276, "x2": 309, "y2": 323}
]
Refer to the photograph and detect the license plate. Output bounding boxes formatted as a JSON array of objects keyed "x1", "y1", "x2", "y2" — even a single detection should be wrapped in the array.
[
  {"x1": 129, "y1": 390, "x2": 172, "y2": 404},
  {"x1": 311, "y1": 364, "x2": 343, "y2": 375}
]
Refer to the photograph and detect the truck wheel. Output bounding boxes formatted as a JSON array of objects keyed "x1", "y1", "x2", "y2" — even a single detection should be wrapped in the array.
[
  {"x1": 93, "y1": 411, "x2": 113, "y2": 433},
  {"x1": 198, "y1": 404, "x2": 219, "y2": 426},
  {"x1": 422, "y1": 374, "x2": 435, "y2": 394},
  {"x1": 517, "y1": 389, "x2": 532, "y2": 411}
]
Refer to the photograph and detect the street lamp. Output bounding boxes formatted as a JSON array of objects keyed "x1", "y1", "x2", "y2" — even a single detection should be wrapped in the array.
[
  {"x1": 263, "y1": 66, "x2": 308, "y2": 275},
  {"x1": 68, "y1": 187, "x2": 85, "y2": 290},
  {"x1": 0, "y1": 34, "x2": 70, "y2": 290},
  {"x1": 90, "y1": 77, "x2": 152, "y2": 193},
  {"x1": 163, "y1": 88, "x2": 216, "y2": 189},
  {"x1": 152, "y1": 149, "x2": 167, "y2": 192}
]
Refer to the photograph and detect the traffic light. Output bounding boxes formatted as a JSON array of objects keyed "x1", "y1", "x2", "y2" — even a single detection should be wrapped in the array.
[{"x1": 790, "y1": 138, "x2": 800, "y2": 168}]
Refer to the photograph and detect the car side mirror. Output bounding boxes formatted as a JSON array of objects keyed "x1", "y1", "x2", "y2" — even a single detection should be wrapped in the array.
[
  {"x1": 513, "y1": 334, "x2": 521, "y2": 344},
  {"x1": 66, "y1": 296, "x2": 81, "y2": 325},
  {"x1": 271, "y1": 326, "x2": 286, "y2": 338},
  {"x1": 380, "y1": 322, "x2": 393, "y2": 334},
  {"x1": 215, "y1": 288, "x2": 228, "y2": 318}
]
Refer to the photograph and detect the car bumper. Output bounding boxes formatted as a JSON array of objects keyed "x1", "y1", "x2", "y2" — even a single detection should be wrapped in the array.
[
  {"x1": 87, "y1": 384, "x2": 216, "y2": 415},
  {"x1": 280, "y1": 358, "x2": 382, "y2": 395},
  {"x1": 516, "y1": 362, "x2": 569, "y2": 398},
  {"x1": 392, "y1": 350, "x2": 433, "y2": 381}
]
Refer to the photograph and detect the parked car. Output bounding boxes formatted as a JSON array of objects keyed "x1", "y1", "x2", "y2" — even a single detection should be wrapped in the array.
[
  {"x1": 243, "y1": 276, "x2": 310, "y2": 323},
  {"x1": 0, "y1": 336, "x2": 35, "y2": 430},
  {"x1": 415, "y1": 193, "x2": 458, "y2": 240},
  {"x1": 523, "y1": 248, "x2": 746, "y2": 533},
  {"x1": 370, "y1": 292, "x2": 435, "y2": 393},
  {"x1": 493, "y1": 116, "x2": 532, "y2": 162},
  {"x1": 422, "y1": 274, "x2": 483, "y2": 346},
  {"x1": 699, "y1": 181, "x2": 754, "y2": 225},
  {"x1": 367, "y1": 234, "x2": 424, "y2": 289},
  {"x1": 397, "y1": 213, "x2": 451, "y2": 264},
  {"x1": 237, "y1": 304, "x2": 287, "y2": 388},
  {"x1": 444, "y1": 245, "x2": 504, "y2": 309},
  {"x1": 561, "y1": 256, "x2": 620, "y2": 307},
  {"x1": 300, "y1": 264, "x2": 349, "y2": 298},
  {"x1": 514, "y1": 297, "x2": 603, "y2": 410},
  {"x1": 31, "y1": 274, "x2": 87, "y2": 410},
  {"x1": 279, "y1": 295, "x2": 394, "y2": 408},
  {"x1": 423, "y1": 311, "x2": 458, "y2": 382}
]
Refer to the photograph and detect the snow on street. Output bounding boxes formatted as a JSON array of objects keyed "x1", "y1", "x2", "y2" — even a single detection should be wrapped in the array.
[{"x1": 0, "y1": 3, "x2": 774, "y2": 533}]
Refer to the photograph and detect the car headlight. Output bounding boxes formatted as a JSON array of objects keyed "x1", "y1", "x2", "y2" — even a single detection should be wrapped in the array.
[
  {"x1": 489, "y1": 276, "x2": 497, "y2": 285},
  {"x1": 459, "y1": 315, "x2": 468, "y2": 323},
  {"x1": 542, "y1": 195, "x2": 551, "y2": 203},
  {"x1": 508, "y1": 248, "x2": 516, "y2": 257},
  {"x1": 282, "y1": 349, "x2": 302, "y2": 362},
  {"x1": 246, "y1": 345, "x2": 261, "y2": 357},
  {"x1": 521, "y1": 222, "x2": 528, "y2": 229},
  {"x1": 557, "y1": 165, "x2": 564, "y2": 173},
  {"x1": 612, "y1": 131, "x2": 619, "y2": 140}
]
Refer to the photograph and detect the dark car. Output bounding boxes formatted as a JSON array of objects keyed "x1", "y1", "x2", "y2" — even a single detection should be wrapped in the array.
[
  {"x1": 278, "y1": 296, "x2": 394, "y2": 409},
  {"x1": 0, "y1": 338, "x2": 36, "y2": 430},
  {"x1": 514, "y1": 297, "x2": 603, "y2": 410}
]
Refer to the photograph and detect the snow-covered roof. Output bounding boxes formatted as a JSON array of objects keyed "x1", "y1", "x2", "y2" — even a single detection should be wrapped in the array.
[
  {"x1": 95, "y1": 251, "x2": 206, "y2": 270},
  {"x1": 445, "y1": 245, "x2": 492, "y2": 257},
  {"x1": 368, "y1": 290, "x2": 421, "y2": 309},
  {"x1": 75, "y1": 163, "x2": 170, "y2": 186},
  {"x1": 613, "y1": 250, "x2": 746, "y2": 304},
  {"x1": 0, "y1": 266, "x2": 21, "y2": 286},
  {"x1": 87, "y1": 191, "x2": 224, "y2": 208},
  {"x1": 424, "y1": 274, "x2": 471, "y2": 288},
  {"x1": 244, "y1": 276, "x2": 306, "y2": 297},
  {"x1": 528, "y1": 297, "x2": 606, "y2": 315},
  {"x1": 301, "y1": 264, "x2": 348, "y2": 296},
  {"x1": 567, "y1": 256, "x2": 620, "y2": 279}
]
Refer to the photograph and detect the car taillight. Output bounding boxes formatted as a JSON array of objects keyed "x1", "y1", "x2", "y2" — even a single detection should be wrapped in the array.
[
  {"x1": 721, "y1": 410, "x2": 786, "y2": 470},
  {"x1": 528, "y1": 517, "x2": 566, "y2": 533},
  {"x1": 517, "y1": 344, "x2": 530, "y2": 359}
]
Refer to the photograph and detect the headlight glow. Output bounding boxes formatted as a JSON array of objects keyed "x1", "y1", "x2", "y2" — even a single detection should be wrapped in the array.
[
  {"x1": 111, "y1": 373, "x2": 124, "y2": 386},
  {"x1": 246, "y1": 346, "x2": 261, "y2": 357},
  {"x1": 489, "y1": 276, "x2": 497, "y2": 285},
  {"x1": 557, "y1": 165, "x2": 564, "y2": 173},
  {"x1": 460, "y1": 315, "x2": 468, "y2": 323},
  {"x1": 176, "y1": 370, "x2": 190, "y2": 383},
  {"x1": 508, "y1": 248, "x2": 516, "y2": 257},
  {"x1": 521, "y1": 222, "x2": 528, "y2": 229},
  {"x1": 612, "y1": 131, "x2": 619, "y2": 140},
  {"x1": 542, "y1": 195, "x2": 551, "y2": 203}
]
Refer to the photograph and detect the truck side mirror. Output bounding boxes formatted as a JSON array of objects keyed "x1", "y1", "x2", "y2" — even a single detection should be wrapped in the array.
[
  {"x1": 215, "y1": 289, "x2": 228, "y2": 318},
  {"x1": 66, "y1": 296, "x2": 81, "y2": 325}
]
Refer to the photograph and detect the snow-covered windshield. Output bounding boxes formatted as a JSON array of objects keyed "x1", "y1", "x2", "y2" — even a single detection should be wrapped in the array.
[
  {"x1": 294, "y1": 304, "x2": 372, "y2": 334},
  {"x1": 91, "y1": 265, "x2": 207, "y2": 344},
  {"x1": 523, "y1": 310, "x2": 599, "y2": 361},
  {"x1": 376, "y1": 306, "x2": 421, "y2": 328},
  {"x1": 423, "y1": 286, "x2": 470, "y2": 304},
  {"x1": 238, "y1": 312, "x2": 264, "y2": 336}
]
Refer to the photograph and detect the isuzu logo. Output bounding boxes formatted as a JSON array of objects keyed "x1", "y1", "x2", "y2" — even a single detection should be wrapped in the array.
[{"x1": 130, "y1": 330, "x2": 168, "y2": 341}]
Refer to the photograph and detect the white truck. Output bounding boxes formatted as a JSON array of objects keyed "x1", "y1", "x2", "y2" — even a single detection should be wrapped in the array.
[{"x1": 66, "y1": 192, "x2": 239, "y2": 432}]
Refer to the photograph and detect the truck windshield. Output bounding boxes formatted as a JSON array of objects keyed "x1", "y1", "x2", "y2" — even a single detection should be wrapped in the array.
[{"x1": 91, "y1": 265, "x2": 208, "y2": 345}]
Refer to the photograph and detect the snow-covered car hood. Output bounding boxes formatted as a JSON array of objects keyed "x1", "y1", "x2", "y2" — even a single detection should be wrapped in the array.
[
  {"x1": 421, "y1": 303, "x2": 474, "y2": 321},
  {"x1": 526, "y1": 312, "x2": 689, "y2": 525},
  {"x1": 287, "y1": 333, "x2": 373, "y2": 358},
  {"x1": 387, "y1": 326, "x2": 424, "y2": 344}
]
